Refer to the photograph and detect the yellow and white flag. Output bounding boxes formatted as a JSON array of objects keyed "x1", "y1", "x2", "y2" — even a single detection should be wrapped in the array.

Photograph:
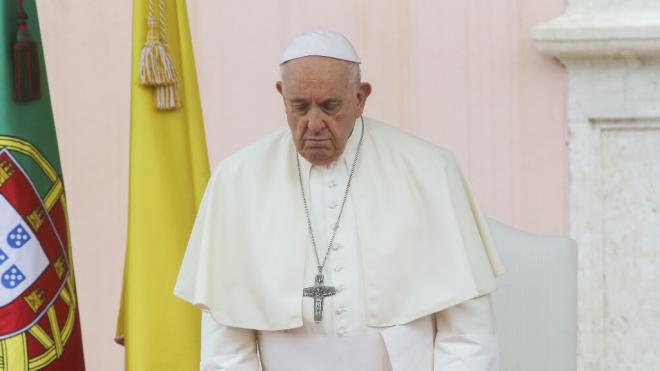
[{"x1": 116, "y1": 0, "x2": 210, "y2": 369}]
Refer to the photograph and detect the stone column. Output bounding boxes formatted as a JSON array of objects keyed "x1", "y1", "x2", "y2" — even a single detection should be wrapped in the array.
[{"x1": 533, "y1": 2, "x2": 660, "y2": 371}]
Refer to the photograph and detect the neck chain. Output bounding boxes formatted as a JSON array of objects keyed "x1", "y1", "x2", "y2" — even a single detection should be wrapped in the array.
[
  {"x1": 297, "y1": 116, "x2": 364, "y2": 322},
  {"x1": 296, "y1": 116, "x2": 364, "y2": 274}
]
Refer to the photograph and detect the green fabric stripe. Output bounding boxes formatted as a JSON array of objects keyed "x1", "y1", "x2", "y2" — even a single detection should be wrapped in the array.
[{"x1": 0, "y1": 0, "x2": 63, "y2": 196}]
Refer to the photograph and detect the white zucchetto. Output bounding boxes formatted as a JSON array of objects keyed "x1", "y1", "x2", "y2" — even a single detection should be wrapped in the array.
[{"x1": 279, "y1": 28, "x2": 361, "y2": 65}]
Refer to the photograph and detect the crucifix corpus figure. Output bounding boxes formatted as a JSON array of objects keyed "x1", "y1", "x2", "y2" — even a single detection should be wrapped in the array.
[{"x1": 303, "y1": 273, "x2": 337, "y2": 322}]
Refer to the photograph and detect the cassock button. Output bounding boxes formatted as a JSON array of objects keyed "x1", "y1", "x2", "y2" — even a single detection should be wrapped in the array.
[
  {"x1": 332, "y1": 242, "x2": 343, "y2": 251},
  {"x1": 336, "y1": 285, "x2": 345, "y2": 293},
  {"x1": 337, "y1": 327, "x2": 346, "y2": 336},
  {"x1": 328, "y1": 180, "x2": 337, "y2": 188},
  {"x1": 334, "y1": 266, "x2": 344, "y2": 272},
  {"x1": 336, "y1": 307, "x2": 347, "y2": 315},
  {"x1": 329, "y1": 201, "x2": 339, "y2": 209}
]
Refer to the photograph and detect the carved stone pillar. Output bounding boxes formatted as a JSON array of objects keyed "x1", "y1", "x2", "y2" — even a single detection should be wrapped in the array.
[{"x1": 533, "y1": 2, "x2": 660, "y2": 370}]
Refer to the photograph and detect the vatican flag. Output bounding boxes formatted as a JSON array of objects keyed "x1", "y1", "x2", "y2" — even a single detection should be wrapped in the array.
[{"x1": 116, "y1": 0, "x2": 210, "y2": 370}]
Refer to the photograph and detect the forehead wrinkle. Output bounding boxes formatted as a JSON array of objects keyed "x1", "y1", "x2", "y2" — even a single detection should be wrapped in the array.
[{"x1": 285, "y1": 79, "x2": 342, "y2": 102}]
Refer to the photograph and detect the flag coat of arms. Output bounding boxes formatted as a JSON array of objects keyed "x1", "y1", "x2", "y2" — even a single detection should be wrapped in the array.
[{"x1": 0, "y1": 1, "x2": 85, "y2": 370}]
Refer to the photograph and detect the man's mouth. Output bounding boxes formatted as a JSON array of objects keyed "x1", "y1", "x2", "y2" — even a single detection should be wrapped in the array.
[{"x1": 304, "y1": 138, "x2": 331, "y2": 149}]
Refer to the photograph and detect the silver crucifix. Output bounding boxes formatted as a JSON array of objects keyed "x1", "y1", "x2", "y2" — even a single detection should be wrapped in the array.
[{"x1": 303, "y1": 273, "x2": 336, "y2": 322}]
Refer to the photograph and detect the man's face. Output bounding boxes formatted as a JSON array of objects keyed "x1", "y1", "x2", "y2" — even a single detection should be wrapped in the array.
[{"x1": 276, "y1": 56, "x2": 371, "y2": 166}]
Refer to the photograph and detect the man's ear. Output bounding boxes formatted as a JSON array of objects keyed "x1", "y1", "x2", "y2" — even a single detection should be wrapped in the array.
[
  {"x1": 276, "y1": 81, "x2": 283, "y2": 96},
  {"x1": 356, "y1": 82, "x2": 372, "y2": 116}
]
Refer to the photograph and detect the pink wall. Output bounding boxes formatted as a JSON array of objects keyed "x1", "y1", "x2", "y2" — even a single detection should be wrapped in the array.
[
  {"x1": 37, "y1": 0, "x2": 567, "y2": 369},
  {"x1": 189, "y1": 0, "x2": 568, "y2": 234}
]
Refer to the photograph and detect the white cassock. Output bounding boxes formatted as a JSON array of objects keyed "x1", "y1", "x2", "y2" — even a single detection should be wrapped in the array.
[{"x1": 175, "y1": 117, "x2": 505, "y2": 371}]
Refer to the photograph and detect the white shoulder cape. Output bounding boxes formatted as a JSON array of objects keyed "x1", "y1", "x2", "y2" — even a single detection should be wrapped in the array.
[{"x1": 174, "y1": 117, "x2": 505, "y2": 330}]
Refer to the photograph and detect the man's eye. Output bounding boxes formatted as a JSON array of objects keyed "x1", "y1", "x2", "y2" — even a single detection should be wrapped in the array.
[
  {"x1": 322, "y1": 103, "x2": 339, "y2": 112},
  {"x1": 293, "y1": 104, "x2": 309, "y2": 114}
]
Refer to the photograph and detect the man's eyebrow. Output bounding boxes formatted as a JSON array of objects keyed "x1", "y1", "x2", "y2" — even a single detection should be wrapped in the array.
[{"x1": 288, "y1": 97, "x2": 342, "y2": 105}]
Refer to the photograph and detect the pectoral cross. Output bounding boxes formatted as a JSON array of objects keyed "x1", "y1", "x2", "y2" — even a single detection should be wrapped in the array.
[{"x1": 303, "y1": 273, "x2": 336, "y2": 322}]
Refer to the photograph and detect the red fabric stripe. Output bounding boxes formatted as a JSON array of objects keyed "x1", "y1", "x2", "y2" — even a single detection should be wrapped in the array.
[
  {"x1": 26, "y1": 48, "x2": 33, "y2": 97},
  {"x1": 13, "y1": 48, "x2": 22, "y2": 100}
]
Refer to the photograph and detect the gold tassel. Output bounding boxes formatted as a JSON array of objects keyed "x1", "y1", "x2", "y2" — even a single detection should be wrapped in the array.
[
  {"x1": 139, "y1": 0, "x2": 182, "y2": 110},
  {"x1": 139, "y1": 16, "x2": 176, "y2": 86},
  {"x1": 155, "y1": 82, "x2": 181, "y2": 110}
]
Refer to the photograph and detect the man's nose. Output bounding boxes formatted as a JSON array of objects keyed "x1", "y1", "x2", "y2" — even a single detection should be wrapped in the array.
[{"x1": 307, "y1": 116, "x2": 326, "y2": 133}]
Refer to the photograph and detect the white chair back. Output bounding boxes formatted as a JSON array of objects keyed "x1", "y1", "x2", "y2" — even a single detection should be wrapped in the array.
[{"x1": 488, "y1": 218, "x2": 577, "y2": 371}]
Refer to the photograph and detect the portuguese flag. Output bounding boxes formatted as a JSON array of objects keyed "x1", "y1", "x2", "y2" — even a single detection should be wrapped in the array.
[{"x1": 0, "y1": 1, "x2": 85, "y2": 370}]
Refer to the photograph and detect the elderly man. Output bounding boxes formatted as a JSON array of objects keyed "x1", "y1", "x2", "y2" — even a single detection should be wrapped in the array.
[{"x1": 175, "y1": 29, "x2": 505, "y2": 371}]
